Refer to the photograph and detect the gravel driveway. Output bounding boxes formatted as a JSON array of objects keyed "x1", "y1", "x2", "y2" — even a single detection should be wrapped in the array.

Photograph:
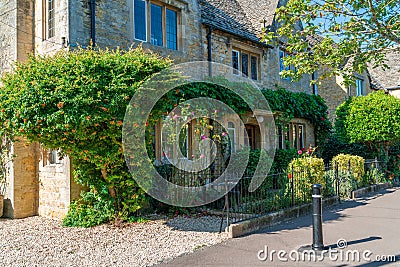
[{"x1": 0, "y1": 215, "x2": 228, "y2": 267}]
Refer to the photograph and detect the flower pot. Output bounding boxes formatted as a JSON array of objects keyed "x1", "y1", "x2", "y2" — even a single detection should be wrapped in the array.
[{"x1": 0, "y1": 195, "x2": 3, "y2": 217}]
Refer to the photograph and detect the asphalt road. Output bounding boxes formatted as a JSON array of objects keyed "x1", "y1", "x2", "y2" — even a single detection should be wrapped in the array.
[{"x1": 159, "y1": 187, "x2": 400, "y2": 267}]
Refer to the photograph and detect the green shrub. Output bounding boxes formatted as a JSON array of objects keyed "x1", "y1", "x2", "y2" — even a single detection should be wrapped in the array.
[
  {"x1": 0, "y1": 47, "x2": 170, "y2": 225},
  {"x1": 324, "y1": 169, "x2": 357, "y2": 198},
  {"x1": 332, "y1": 154, "x2": 365, "y2": 184},
  {"x1": 287, "y1": 156, "x2": 325, "y2": 202}
]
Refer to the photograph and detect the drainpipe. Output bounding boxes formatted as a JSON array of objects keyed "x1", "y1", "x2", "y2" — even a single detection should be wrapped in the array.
[
  {"x1": 90, "y1": 0, "x2": 96, "y2": 46},
  {"x1": 207, "y1": 26, "x2": 213, "y2": 77}
]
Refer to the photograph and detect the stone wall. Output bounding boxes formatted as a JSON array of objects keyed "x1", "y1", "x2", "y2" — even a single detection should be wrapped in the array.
[
  {"x1": 38, "y1": 152, "x2": 82, "y2": 219},
  {"x1": 69, "y1": 0, "x2": 204, "y2": 63},
  {"x1": 34, "y1": 0, "x2": 68, "y2": 55},
  {"x1": 0, "y1": 0, "x2": 17, "y2": 74},
  {"x1": 201, "y1": 26, "x2": 313, "y2": 93},
  {"x1": 4, "y1": 140, "x2": 40, "y2": 219},
  {"x1": 319, "y1": 67, "x2": 373, "y2": 121}
]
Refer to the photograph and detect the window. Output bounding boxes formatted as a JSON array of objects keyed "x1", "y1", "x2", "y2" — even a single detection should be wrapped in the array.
[
  {"x1": 232, "y1": 50, "x2": 240, "y2": 75},
  {"x1": 43, "y1": 0, "x2": 55, "y2": 39},
  {"x1": 166, "y1": 9, "x2": 178, "y2": 50},
  {"x1": 279, "y1": 49, "x2": 296, "y2": 80},
  {"x1": 356, "y1": 78, "x2": 364, "y2": 96},
  {"x1": 133, "y1": 0, "x2": 179, "y2": 50},
  {"x1": 277, "y1": 123, "x2": 305, "y2": 150},
  {"x1": 134, "y1": 0, "x2": 147, "y2": 41},
  {"x1": 311, "y1": 71, "x2": 318, "y2": 95},
  {"x1": 227, "y1": 122, "x2": 236, "y2": 153},
  {"x1": 232, "y1": 48, "x2": 259, "y2": 80}
]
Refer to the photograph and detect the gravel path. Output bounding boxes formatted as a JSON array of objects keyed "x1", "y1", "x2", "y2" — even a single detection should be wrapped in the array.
[{"x1": 0, "y1": 215, "x2": 228, "y2": 267}]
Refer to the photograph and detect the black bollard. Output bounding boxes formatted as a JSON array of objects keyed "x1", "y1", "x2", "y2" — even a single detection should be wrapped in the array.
[{"x1": 312, "y1": 184, "x2": 324, "y2": 250}]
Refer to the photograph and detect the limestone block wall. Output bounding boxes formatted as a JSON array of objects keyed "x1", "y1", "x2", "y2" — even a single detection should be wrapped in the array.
[
  {"x1": 69, "y1": 0, "x2": 204, "y2": 63},
  {"x1": 34, "y1": 0, "x2": 68, "y2": 55},
  {"x1": 4, "y1": 141, "x2": 40, "y2": 219},
  {"x1": 38, "y1": 152, "x2": 82, "y2": 219},
  {"x1": 319, "y1": 67, "x2": 373, "y2": 121},
  {"x1": 201, "y1": 27, "x2": 313, "y2": 93},
  {"x1": 0, "y1": 0, "x2": 17, "y2": 74}
]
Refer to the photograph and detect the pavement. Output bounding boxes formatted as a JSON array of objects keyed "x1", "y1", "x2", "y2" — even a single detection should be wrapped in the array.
[{"x1": 159, "y1": 187, "x2": 400, "y2": 267}]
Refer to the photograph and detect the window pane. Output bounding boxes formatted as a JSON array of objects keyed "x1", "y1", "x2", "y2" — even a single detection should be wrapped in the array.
[
  {"x1": 232, "y1": 51, "x2": 239, "y2": 75},
  {"x1": 298, "y1": 125, "x2": 304, "y2": 149},
  {"x1": 151, "y1": 4, "x2": 163, "y2": 46},
  {"x1": 251, "y1": 56, "x2": 257, "y2": 80},
  {"x1": 48, "y1": 0, "x2": 55, "y2": 38},
  {"x1": 166, "y1": 9, "x2": 177, "y2": 50},
  {"x1": 134, "y1": 0, "x2": 147, "y2": 41},
  {"x1": 292, "y1": 124, "x2": 298, "y2": 149},
  {"x1": 356, "y1": 78, "x2": 363, "y2": 96},
  {"x1": 241, "y1": 53, "x2": 249, "y2": 77},
  {"x1": 279, "y1": 50, "x2": 285, "y2": 72}
]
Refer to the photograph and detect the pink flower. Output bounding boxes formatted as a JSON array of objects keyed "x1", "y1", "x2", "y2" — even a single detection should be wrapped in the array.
[
  {"x1": 298, "y1": 150, "x2": 303, "y2": 155},
  {"x1": 200, "y1": 154, "x2": 205, "y2": 159},
  {"x1": 221, "y1": 132, "x2": 227, "y2": 137},
  {"x1": 173, "y1": 115, "x2": 180, "y2": 120},
  {"x1": 201, "y1": 135, "x2": 207, "y2": 140},
  {"x1": 306, "y1": 151, "x2": 310, "y2": 155}
]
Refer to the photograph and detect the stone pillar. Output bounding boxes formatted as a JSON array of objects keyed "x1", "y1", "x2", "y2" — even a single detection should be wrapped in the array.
[{"x1": 3, "y1": 141, "x2": 40, "y2": 218}]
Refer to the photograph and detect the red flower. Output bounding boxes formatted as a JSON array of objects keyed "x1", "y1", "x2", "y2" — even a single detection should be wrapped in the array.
[
  {"x1": 288, "y1": 173, "x2": 293, "y2": 179},
  {"x1": 320, "y1": 117, "x2": 325, "y2": 121},
  {"x1": 297, "y1": 150, "x2": 303, "y2": 155}
]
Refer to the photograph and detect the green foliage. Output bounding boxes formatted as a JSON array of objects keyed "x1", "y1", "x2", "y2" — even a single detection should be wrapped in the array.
[
  {"x1": 324, "y1": 169, "x2": 357, "y2": 199},
  {"x1": 263, "y1": 0, "x2": 400, "y2": 85},
  {"x1": 320, "y1": 134, "x2": 373, "y2": 163},
  {"x1": 262, "y1": 88, "x2": 331, "y2": 145},
  {"x1": 288, "y1": 156, "x2": 326, "y2": 201},
  {"x1": 272, "y1": 149, "x2": 299, "y2": 171},
  {"x1": 0, "y1": 47, "x2": 170, "y2": 224},
  {"x1": 332, "y1": 154, "x2": 365, "y2": 183},
  {"x1": 62, "y1": 188, "x2": 116, "y2": 227},
  {"x1": 335, "y1": 91, "x2": 400, "y2": 145}
]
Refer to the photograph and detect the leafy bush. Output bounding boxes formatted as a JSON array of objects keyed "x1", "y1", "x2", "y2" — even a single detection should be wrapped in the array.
[
  {"x1": 324, "y1": 169, "x2": 357, "y2": 199},
  {"x1": 287, "y1": 156, "x2": 325, "y2": 202},
  {"x1": 0, "y1": 47, "x2": 170, "y2": 225},
  {"x1": 332, "y1": 154, "x2": 365, "y2": 184}
]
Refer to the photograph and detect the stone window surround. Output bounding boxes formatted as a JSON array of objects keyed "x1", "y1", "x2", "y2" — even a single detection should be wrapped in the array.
[
  {"x1": 231, "y1": 46, "x2": 260, "y2": 81},
  {"x1": 132, "y1": 0, "x2": 181, "y2": 51},
  {"x1": 42, "y1": 0, "x2": 56, "y2": 40},
  {"x1": 277, "y1": 122, "x2": 306, "y2": 150}
]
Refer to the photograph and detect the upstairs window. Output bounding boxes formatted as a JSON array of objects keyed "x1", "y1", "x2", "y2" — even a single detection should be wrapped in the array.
[
  {"x1": 279, "y1": 49, "x2": 296, "y2": 80},
  {"x1": 311, "y1": 71, "x2": 318, "y2": 95},
  {"x1": 43, "y1": 0, "x2": 55, "y2": 39},
  {"x1": 133, "y1": 0, "x2": 179, "y2": 50},
  {"x1": 232, "y1": 48, "x2": 259, "y2": 80},
  {"x1": 356, "y1": 78, "x2": 364, "y2": 96}
]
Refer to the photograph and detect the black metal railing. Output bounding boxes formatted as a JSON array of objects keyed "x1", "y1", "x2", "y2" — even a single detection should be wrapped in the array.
[{"x1": 155, "y1": 158, "x2": 388, "y2": 228}]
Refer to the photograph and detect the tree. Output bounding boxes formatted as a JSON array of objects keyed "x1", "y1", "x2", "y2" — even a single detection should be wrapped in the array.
[
  {"x1": 335, "y1": 91, "x2": 400, "y2": 162},
  {"x1": 0, "y1": 47, "x2": 170, "y2": 225},
  {"x1": 263, "y1": 0, "x2": 400, "y2": 84}
]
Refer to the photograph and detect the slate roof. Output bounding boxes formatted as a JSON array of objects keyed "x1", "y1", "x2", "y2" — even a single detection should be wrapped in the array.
[
  {"x1": 368, "y1": 48, "x2": 400, "y2": 90},
  {"x1": 199, "y1": 0, "x2": 280, "y2": 44}
]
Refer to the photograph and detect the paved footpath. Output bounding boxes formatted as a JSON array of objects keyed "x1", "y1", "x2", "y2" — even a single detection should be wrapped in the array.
[{"x1": 159, "y1": 187, "x2": 400, "y2": 267}]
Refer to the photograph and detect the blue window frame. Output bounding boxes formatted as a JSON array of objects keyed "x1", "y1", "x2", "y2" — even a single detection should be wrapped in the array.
[
  {"x1": 133, "y1": 1, "x2": 178, "y2": 50},
  {"x1": 356, "y1": 78, "x2": 364, "y2": 96},
  {"x1": 151, "y1": 4, "x2": 163, "y2": 46},
  {"x1": 166, "y1": 9, "x2": 177, "y2": 50},
  {"x1": 134, "y1": 0, "x2": 147, "y2": 41}
]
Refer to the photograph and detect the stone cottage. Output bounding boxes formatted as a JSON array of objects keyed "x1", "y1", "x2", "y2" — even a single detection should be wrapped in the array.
[
  {"x1": 0, "y1": 0, "x2": 372, "y2": 219},
  {"x1": 368, "y1": 49, "x2": 400, "y2": 98}
]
